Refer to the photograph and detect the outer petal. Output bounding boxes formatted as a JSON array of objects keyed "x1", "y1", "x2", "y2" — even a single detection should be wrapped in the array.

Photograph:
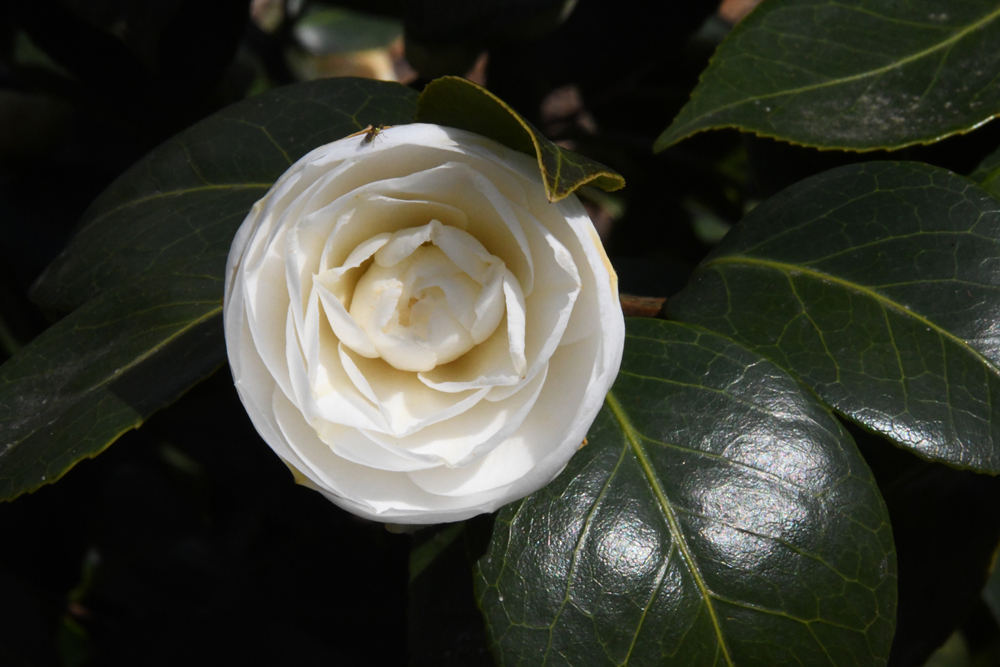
[{"x1": 222, "y1": 123, "x2": 625, "y2": 524}]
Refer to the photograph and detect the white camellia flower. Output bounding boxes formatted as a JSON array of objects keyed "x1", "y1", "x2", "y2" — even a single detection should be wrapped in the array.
[{"x1": 224, "y1": 123, "x2": 624, "y2": 524}]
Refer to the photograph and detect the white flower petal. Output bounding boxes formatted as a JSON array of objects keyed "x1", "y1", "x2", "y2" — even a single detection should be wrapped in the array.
[
  {"x1": 407, "y1": 336, "x2": 603, "y2": 497},
  {"x1": 319, "y1": 196, "x2": 469, "y2": 274},
  {"x1": 502, "y1": 271, "x2": 527, "y2": 376},
  {"x1": 367, "y1": 361, "x2": 549, "y2": 468},
  {"x1": 315, "y1": 282, "x2": 379, "y2": 358},
  {"x1": 270, "y1": 386, "x2": 506, "y2": 522},
  {"x1": 417, "y1": 317, "x2": 520, "y2": 392},
  {"x1": 288, "y1": 299, "x2": 387, "y2": 432},
  {"x1": 222, "y1": 123, "x2": 626, "y2": 524},
  {"x1": 338, "y1": 345, "x2": 491, "y2": 437}
]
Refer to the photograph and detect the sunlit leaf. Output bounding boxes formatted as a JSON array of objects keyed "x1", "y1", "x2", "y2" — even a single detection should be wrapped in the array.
[
  {"x1": 670, "y1": 161, "x2": 1000, "y2": 472},
  {"x1": 477, "y1": 319, "x2": 896, "y2": 666}
]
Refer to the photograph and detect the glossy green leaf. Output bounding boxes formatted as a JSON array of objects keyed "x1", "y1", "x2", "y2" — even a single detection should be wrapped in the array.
[
  {"x1": 655, "y1": 0, "x2": 1000, "y2": 152},
  {"x1": 0, "y1": 78, "x2": 418, "y2": 500},
  {"x1": 415, "y1": 76, "x2": 624, "y2": 202},
  {"x1": 476, "y1": 319, "x2": 896, "y2": 667},
  {"x1": 669, "y1": 161, "x2": 1000, "y2": 472},
  {"x1": 972, "y1": 145, "x2": 1000, "y2": 199}
]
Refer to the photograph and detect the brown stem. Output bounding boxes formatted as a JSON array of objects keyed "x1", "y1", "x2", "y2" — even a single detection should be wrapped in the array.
[{"x1": 619, "y1": 294, "x2": 666, "y2": 318}]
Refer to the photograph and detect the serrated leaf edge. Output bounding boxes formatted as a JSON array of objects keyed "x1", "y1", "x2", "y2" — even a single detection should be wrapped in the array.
[
  {"x1": 655, "y1": 3, "x2": 1000, "y2": 153},
  {"x1": 419, "y1": 76, "x2": 625, "y2": 202}
]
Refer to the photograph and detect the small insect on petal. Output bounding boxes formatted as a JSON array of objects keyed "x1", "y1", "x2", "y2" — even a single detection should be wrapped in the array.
[
  {"x1": 363, "y1": 124, "x2": 385, "y2": 144},
  {"x1": 347, "y1": 124, "x2": 386, "y2": 145}
]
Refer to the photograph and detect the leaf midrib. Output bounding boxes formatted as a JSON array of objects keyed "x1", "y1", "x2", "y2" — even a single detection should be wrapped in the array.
[
  {"x1": 682, "y1": 2, "x2": 1000, "y2": 121},
  {"x1": 604, "y1": 390, "x2": 734, "y2": 666},
  {"x1": 701, "y1": 254, "x2": 1000, "y2": 378},
  {"x1": 0, "y1": 300, "x2": 222, "y2": 438},
  {"x1": 86, "y1": 183, "x2": 272, "y2": 228}
]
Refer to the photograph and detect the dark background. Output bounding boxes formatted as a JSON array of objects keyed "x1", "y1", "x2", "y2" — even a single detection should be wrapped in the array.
[{"x1": 3, "y1": 1, "x2": 1000, "y2": 665}]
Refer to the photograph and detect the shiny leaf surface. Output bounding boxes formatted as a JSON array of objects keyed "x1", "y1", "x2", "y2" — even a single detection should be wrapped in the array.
[
  {"x1": 0, "y1": 78, "x2": 418, "y2": 500},
  {"x1": 655, "y1": 0, "x2": 1000, "y2": 152},
  {"x1": 476, "y1": 319, "x2": 896, "y2": 666},
  {"x1": 669, "y1": 161, "x2": 1000, "y2": 472},
  {"x1": 415, "y1": 76, "x2": 624, "y2": 202}
]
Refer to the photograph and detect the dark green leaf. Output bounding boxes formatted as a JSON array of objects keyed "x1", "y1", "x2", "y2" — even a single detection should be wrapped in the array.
[
  {"x1": 0, "y1": 260, "x2": 222, "y2": 500},
  {"x1": 476, "y1": 319, "x2": 896, "y2": 666},
  {"x1": 1, "y1": 78, "x2": 418, "y2": 500},
  {"x1": 972, "y1": 145, "x2": 1000, "y2": 199},
  {"x1": 655, "y1": 0, "x2": 1000, "y2": 152},
  {"x1": 415, "y1": 76, "x2": 624, "y2": 202},
  {"x1": 33, "y1": 78, "x2": 418, "y2": 311},
  {"x1": 669, "y1": 161, "x2": 1000, "y2": 472}
]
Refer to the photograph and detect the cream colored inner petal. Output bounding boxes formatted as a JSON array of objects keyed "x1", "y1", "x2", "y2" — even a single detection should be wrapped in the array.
[
  {"x1": 319, "y1": 195, "x2": 470, "y2": 272},
  {"x1": 338, "y1": 344, "x2": 491, "y2": 437},
  {"x1": 290, "y1": 295, "x2": 388, "y2": 433},
  {"x1": 407, "y1": 335, "x2": 600, "y2": 497},
  {"x1": 321, "y1": 233, "x2": 392, "y2": 302},
  {"x1": 364, "y1": 361, "x2": 549, "y2": 468},
  {"x1": 457, "y1": 168, "x2": 534, "y2": 296},
  {"x1": 416, "y1": 202, "x2": 580, "y2": 392},
  {"x1": 285, "y1": 192, "x2": 467, "y2": 338},
  {"x1": 417, "y1": 315, "x2": 520, "y2": 392},
  {"x1": 346, "y1": 221, "x2": 509, "y2": 372},
  {"x1": 501, "y1": 272, "x2": 527, "y2": 375},
  {"x1": 317, "y1": 162, "x2": 533, "y2": 294},
  {"x1": 312, "y1": 232, "x2": 390, "y2": 360},
  {"x1": 315, "y1": 284, "x2": 379, "y2": 359},
  {"x1": 276, "y1": 189, "x2": 460, "y2": 343}
]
